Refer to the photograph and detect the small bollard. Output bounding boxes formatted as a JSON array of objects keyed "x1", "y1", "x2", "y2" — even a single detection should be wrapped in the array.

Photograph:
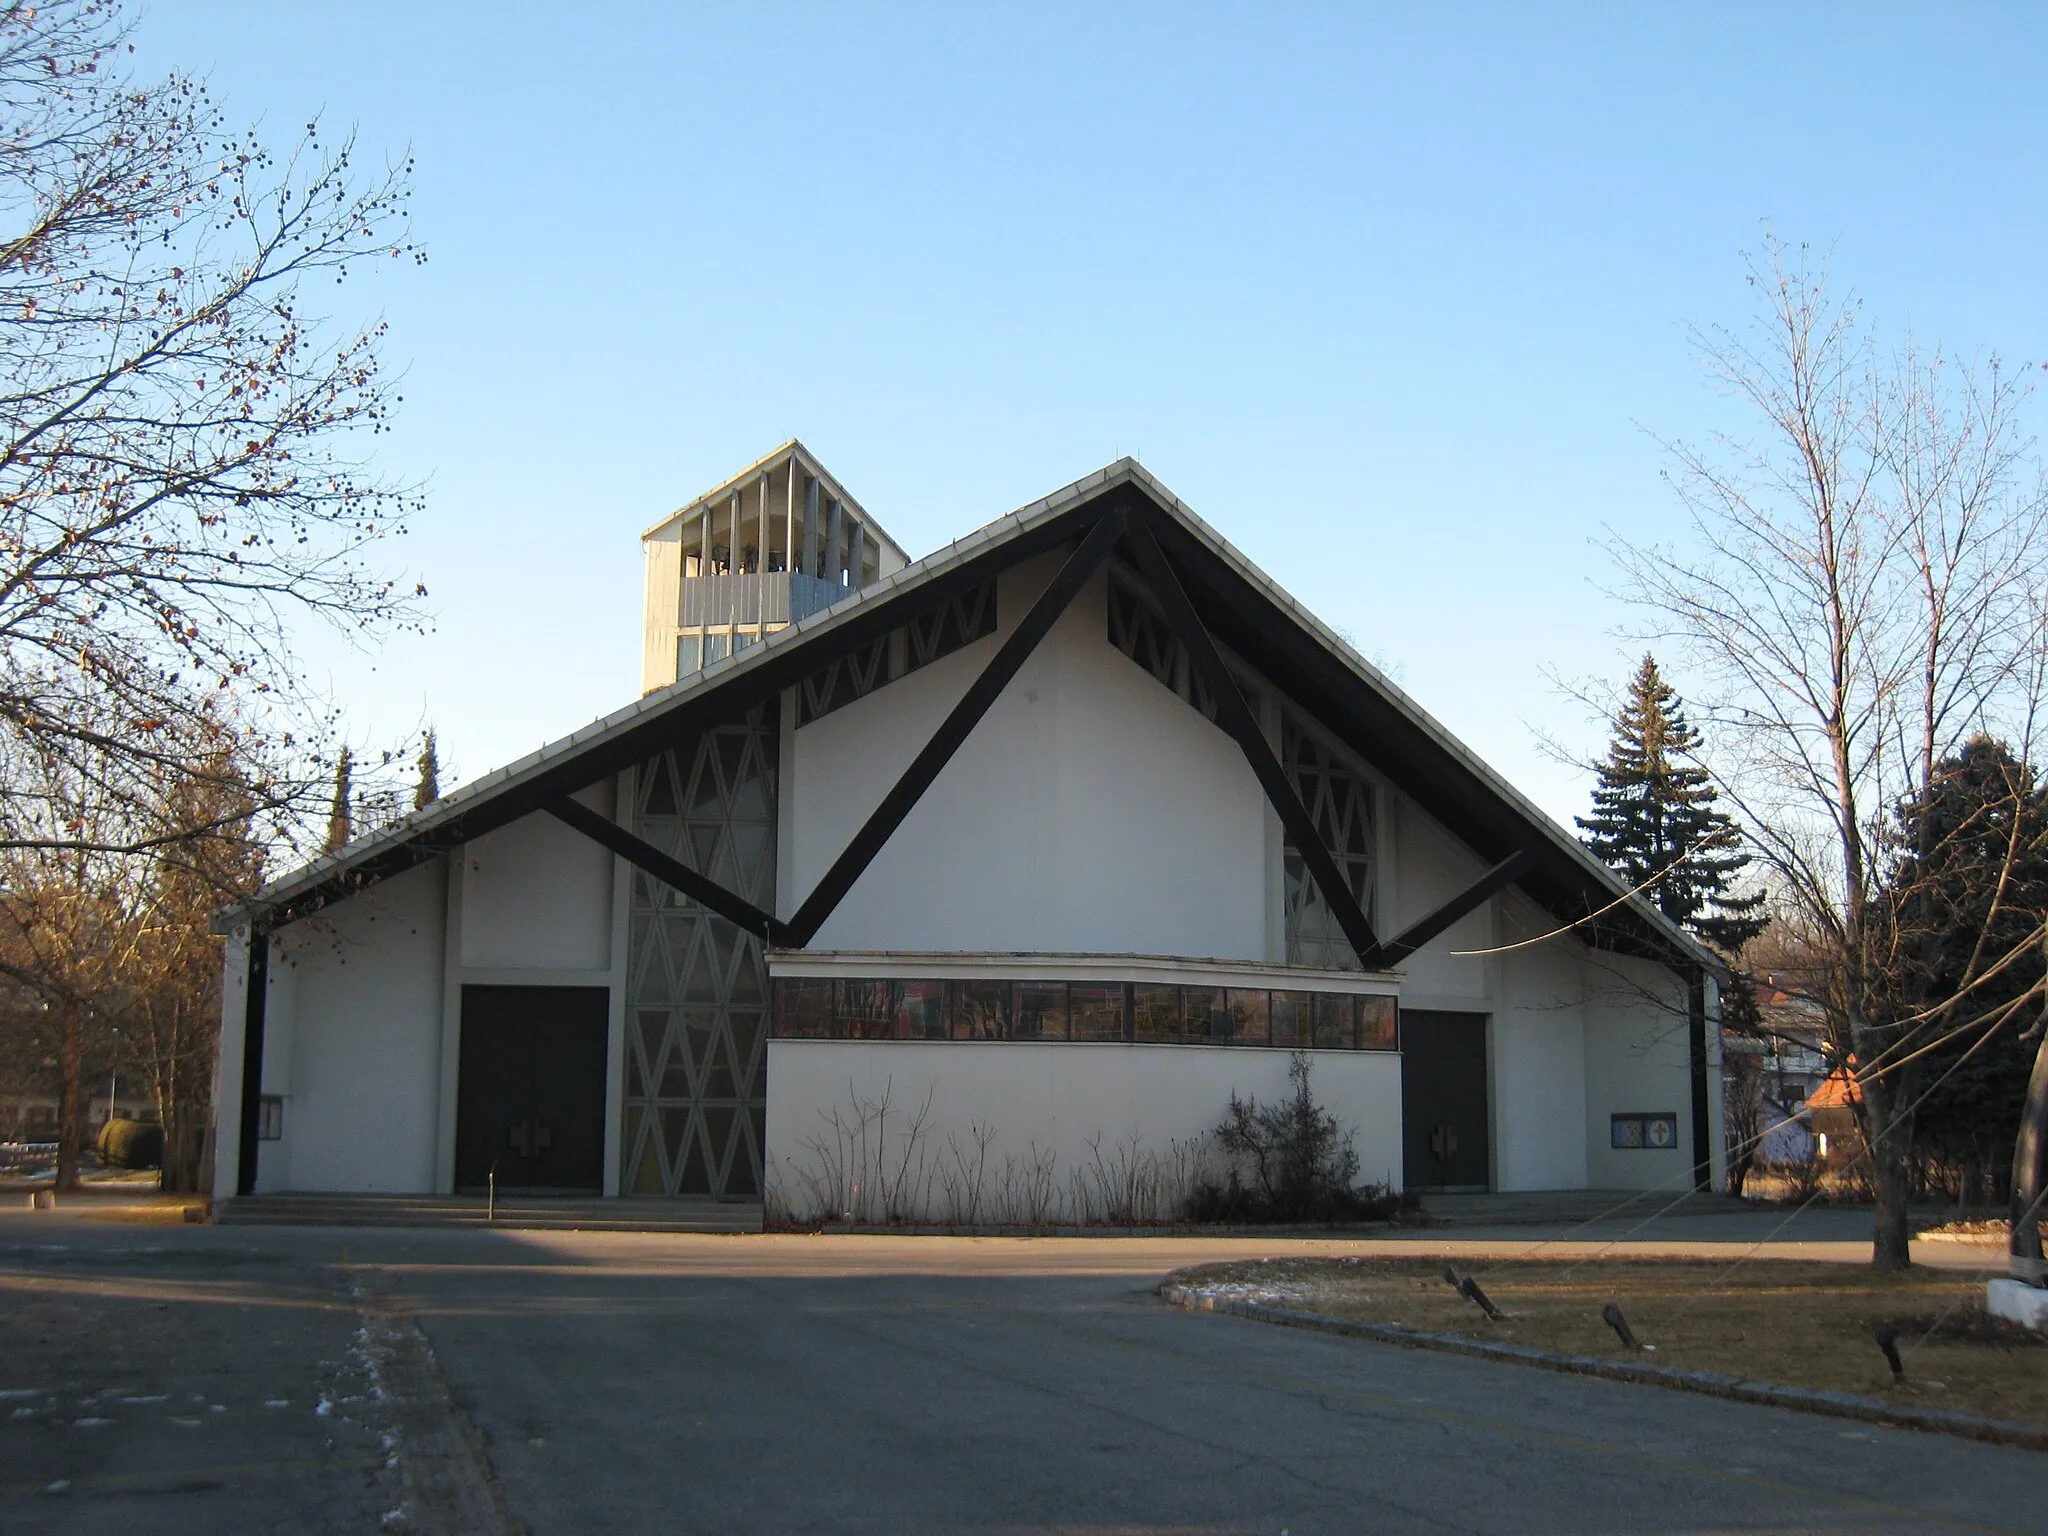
[
  {"x1": 1442, "y1": 1265, "x2": 1505, "y2": 1320},
  {"x1": 27, "y1": 1189, "x2": 53, "y2": 1211},
  {"x1": 1875, "y1": 1323, "x2": 1906, "y2": 1384},
  {"x1": 1602, "y1": 1302, "x2": 1641, "y2": 1350}
]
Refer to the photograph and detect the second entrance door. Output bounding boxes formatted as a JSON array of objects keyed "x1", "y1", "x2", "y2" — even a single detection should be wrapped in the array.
[{"x1": 1401, "y1": 1010, "x2": 1490, "y2": 1191}]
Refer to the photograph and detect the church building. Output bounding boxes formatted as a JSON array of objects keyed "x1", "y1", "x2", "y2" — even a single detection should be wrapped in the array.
[{"x1": 211, "y1": 445, "x2": 1725, "y2": 1220}]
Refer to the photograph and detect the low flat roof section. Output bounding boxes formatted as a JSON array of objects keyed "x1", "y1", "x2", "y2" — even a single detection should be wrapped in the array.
[{"x1": 767, "y1": 950, "x2": 1402, "y2": 994}]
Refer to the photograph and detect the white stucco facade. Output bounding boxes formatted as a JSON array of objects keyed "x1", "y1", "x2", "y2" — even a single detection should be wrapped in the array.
[
  {"x1": 789, "y1": 554, "x2": 1270, "y2": 960},
  {"x1": 213, "y1": 455, "x2": 1723, "y2": 1215}
]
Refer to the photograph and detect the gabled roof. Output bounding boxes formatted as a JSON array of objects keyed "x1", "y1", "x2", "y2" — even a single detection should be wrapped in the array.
[
  {"x1": 217, "y1": 460, "x2": 1721, "y2": 975},
  {"x1": 639, "y1": 438, "x2": 908, "y2": 566}
]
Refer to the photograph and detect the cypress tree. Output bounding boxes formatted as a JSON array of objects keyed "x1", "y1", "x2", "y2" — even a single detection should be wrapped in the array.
[
  {"x1": 324, "y1": 747, "x2": 353, "y2": 854},
  {"x1": 414, "y1": 729, "x2": 440, "y2": 810},
  {"x1": 1577, "y1": 654, "x2": 1765, "y2": 953}
]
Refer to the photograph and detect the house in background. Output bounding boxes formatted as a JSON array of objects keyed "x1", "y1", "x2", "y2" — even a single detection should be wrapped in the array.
[
  {"x1": 1755, "y1": 976, "x2": 1830, "y2": 1163},
  {"x1": 210, "y1": 448, "x2": 1727, "y2": 1220}
]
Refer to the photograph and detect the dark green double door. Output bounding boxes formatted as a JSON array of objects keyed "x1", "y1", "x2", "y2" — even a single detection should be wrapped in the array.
[
  {"x1": 454, "y1": 985, "x2": 608, "y2": 1193},
  {"x1": 1401, "y1": 1010, "x2": 1490, "y2": 1191}
]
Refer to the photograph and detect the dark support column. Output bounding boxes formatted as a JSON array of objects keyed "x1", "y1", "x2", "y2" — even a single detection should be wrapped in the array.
[
  {"x1": 545, "y1": 795, "x2": 787, "y2": 945},
  {"x1": 785, "y1": 508, "x2": 1126, "y2": 946},
  {"x1": 1361, "y1": 850, "x2": 1536, "y2": 968},
  {"x1": 825, "y1": 498, "x2": 844, "y2": 583},
  {"x1": 1688, "y1": 966, "x2": 1712, "y2": 1192},
  {"x1": 1124, "y1": 514, "x2": 1382, "y2": 964},
  {"x1": 234, "y1": 929, "x2": 270, "y2": 1198}
]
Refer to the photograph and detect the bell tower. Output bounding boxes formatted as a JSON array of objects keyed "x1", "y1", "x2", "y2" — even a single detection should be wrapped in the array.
[{"x1": 640, "y1": 441, "x2": 910, "y2": 693}]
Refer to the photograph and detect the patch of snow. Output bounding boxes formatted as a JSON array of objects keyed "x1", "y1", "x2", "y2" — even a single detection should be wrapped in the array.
[
  {"x1": 0, "y1": 1388, "x2": 42, "y2": 1399},
  {"x1": 10, "y1": 1407, "x2": 36, "y2": 1420},
  {"x1": 263, "y1": 1398, "x2": 290, "y2": 1409},
  {"x1": 41, "y1": 1480, "x2": 69, "y2": 1495},
  {"x1": 71, "y1": 1417, "x2": 112, "y2": 1428},
  {"x1": 172, "y1": 1417, "x2": 201, "y2": 1428},
  {"x1": 119, "y1": 1394, "x2": 168, "y2": 1404},
  {"x1": 1179, "y1": 1281, "x2": 1343, "y2": 1306}
]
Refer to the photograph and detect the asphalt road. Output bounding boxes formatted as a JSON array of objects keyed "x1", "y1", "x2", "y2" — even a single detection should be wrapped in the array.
[{"x1": 2, "y1": 1211, "x2": 2041, "y2": 1534}]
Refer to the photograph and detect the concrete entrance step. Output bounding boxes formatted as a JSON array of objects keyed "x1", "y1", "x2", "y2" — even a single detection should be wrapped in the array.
[
  {"x1": 214, "y1": 1193, "x2": 763, "y2": 1233},
  {"x1": 1418, "y1": 1189, "x2": 1751, "y2": 1227}
]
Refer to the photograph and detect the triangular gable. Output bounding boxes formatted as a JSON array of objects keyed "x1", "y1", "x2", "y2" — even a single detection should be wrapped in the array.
[{"x1": 218, "y1": 459, "x2": 1717, "y2": 977}]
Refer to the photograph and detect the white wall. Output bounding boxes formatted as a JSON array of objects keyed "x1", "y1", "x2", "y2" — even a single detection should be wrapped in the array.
[
  {"x1": 764, "y1": 1039, "x2": 1402, "y2": 1223},
  {"x1": 211, "y1": 929, "x2": 250, "y2": 1196},
  {"x1": 458, "y1": 786, "x2": 615, "y2": 971},
  {"x1": 789, "y1": 556, "x2": 1270, "y2": 959},
  {"x1": 1489, "y1": 891, "x2": 1590, "y2": 1191},
  {"x1": 642, "y1": 522, "x2": 682, "y2": 693},
  {"x1": 255, "y1": 857, "x2": 448, "y2": 1193},
  {"x1": 1387, "y1": 794, "x2": 1493, "y2": 1004},
  {"x1": 1581, "y1": 947, "x2": 1698, "y2": 1193}
]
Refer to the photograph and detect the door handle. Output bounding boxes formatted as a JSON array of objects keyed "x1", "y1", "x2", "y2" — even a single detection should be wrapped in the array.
[{"x1": 508, "y1": 1118, "x2": 555, "y2": 1158}]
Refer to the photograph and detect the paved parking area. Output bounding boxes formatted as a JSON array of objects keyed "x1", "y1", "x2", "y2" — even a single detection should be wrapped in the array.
[{"x1": 1, "y1": 1210, "x2": 2039, "y2": 1534}]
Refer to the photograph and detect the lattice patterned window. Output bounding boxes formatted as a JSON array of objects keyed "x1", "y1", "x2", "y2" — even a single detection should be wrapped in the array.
[
  {"x1": 795, "y1": 635, "x2": 890, "y2": 725},
  {"x1": 1282, "y1": 712, "x2": 1377, "y2": 968},
  {"x1": 795, "y1": 579, "x2": 997, "y2": 725},
  {"x1": 1105, "y1": 569, "x2": 1256, "y2": 720},
  {"x1": 622, "y1": 702, "x2": 779, "y2": 1200}
]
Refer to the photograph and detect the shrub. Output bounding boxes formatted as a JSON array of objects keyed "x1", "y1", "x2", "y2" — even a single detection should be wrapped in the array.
[
  {"x1": 96, "y1": 1118, "x2": 164, "y2": 1171},
  {"x1": 1191, "y1": 1053, "x2": 1405, "y2": 1223}
]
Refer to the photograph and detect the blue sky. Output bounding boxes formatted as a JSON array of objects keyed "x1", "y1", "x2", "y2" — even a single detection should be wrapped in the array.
[{"x1": 135, "y1": 4, "x2": 2048, "y2": 825}]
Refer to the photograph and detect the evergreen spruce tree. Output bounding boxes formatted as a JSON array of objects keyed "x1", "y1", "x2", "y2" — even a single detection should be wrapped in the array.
[
  {"x1": 1882, "y1": 735, "x2": 2048, "y2": 1199},
  {"x1": 1578, "y1": 655, "x2": 1765, "y2": 953},
  {"x1": 323, "y1": 747, "x2": 353, "y2": 854},
  {"x1": 414, "y1": 730, "x2": 440, "y2": 810}
]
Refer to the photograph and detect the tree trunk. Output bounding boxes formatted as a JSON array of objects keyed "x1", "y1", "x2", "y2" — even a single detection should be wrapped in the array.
[
  {"x1": 54, "y1": 1004, "x2": 82, "y2": 1192},
  {"x1": 1863, "y1": 1073, "x2": 1915, "y2": 1270},
  {"x1": 2010, "y1": 1023, "x2": 2048, "y2": 1285}
]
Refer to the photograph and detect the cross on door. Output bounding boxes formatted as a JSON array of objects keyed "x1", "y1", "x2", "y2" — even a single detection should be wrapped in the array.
[
  {"x1": 1429, "y1": 1123, "x2": 1458, "y2": 1163},
  {"x1": 509, "y1": 1117, "x2": 553, "y2": 1158}
]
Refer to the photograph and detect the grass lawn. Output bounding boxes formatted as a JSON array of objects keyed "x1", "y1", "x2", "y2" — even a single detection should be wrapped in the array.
[{"x1": 1168, "y1": 1256, "x2": 2048, "y2": 1427}]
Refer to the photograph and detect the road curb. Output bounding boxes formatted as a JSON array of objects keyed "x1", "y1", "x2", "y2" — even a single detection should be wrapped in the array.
[{"x1": 1157, "y1": 1284, "x2": 2048, "y2": 1453}]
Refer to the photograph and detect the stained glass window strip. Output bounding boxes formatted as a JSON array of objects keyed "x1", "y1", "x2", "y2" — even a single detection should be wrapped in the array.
[{"x1": 771, "y1": 978, "x2": 1401, "y2": 1053}]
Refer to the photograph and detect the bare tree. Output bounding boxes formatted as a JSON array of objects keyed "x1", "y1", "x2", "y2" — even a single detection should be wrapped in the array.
[
  {"x1": 1613, "y1": 234, "x2": 2048, "y2": 1268},
  {"x1": 0, "y1": 0, "x2": 425, "y2": 859},
  {"x1": 121, "y1": 733, "x2": 264, "y2": 1189},
  {"x1": 0, "y1": 703, "x2": 265, "y2": 1189},
  {"x1": 0, "y1": 751, "x2": 148, "y2": 1188}
]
